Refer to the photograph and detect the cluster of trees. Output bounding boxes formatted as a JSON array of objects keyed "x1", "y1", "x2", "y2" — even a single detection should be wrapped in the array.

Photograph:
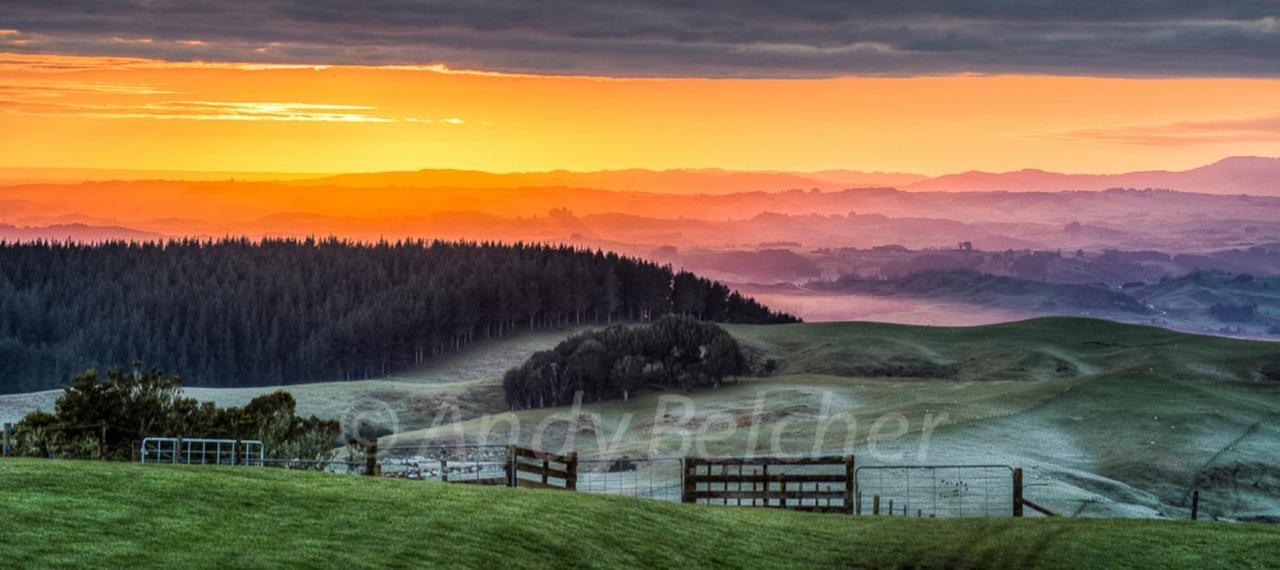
[
  {"x1": 503, "y1": 316, "x2": 751, "y2": 410},
  {"x1": 0, "y1": 239, "x2": 796, "y2": 393},
  {"x1": 12, "y1": 363, "x2": 338, "y2": 461}
]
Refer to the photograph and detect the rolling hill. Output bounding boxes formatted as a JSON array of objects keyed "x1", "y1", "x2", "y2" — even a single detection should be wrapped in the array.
[
  {"x1": 906, "y1": 156, "x2": 1280, "y2": 196},
  {"x1": 4, "y1": 317, "x2": 1277, "y2": 522},
  {"x1": 386, "y1": 318, "x2": 1280, "y2": 521},
  {"x1": 1, "y1": 459, "x2": 1275, "y2": 568},
  {"x1": 296, "y1": 167, "x2": 926, "y2": 194},
  {"x1": 805, "y1": 270, "x2": 1280, "y2": 337}
]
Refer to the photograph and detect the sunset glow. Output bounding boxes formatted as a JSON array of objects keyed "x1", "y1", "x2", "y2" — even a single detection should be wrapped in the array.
[{"x1": 4, "y1": 52, "x2": 1280, "y2": 176}]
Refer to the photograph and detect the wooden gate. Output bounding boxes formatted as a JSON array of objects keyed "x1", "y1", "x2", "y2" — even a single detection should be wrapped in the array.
[
  {"x1": 507, "y1": 446, "x2": 578, "y2": 491},
  {"x1": 682, "y1": 455, "x2": 854, "y2": 514}
]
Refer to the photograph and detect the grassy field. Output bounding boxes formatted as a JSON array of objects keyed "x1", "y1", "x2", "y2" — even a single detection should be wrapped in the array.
[
  {"x1": 0, "y1": 327, "x2": 587, "y2": 425},
  {"x1": 4, "y1": 317, "x2": 1277, "y2": 521},
  {"x1": 2, "y1": 459, "x2": 1277, "y2": 569},
  {"x1": 390, "y1": 318, "x2": 1280, "y2": 520}
]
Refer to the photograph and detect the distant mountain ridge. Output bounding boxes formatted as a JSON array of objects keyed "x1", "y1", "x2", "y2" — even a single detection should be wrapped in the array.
[
  {"x1": 297, "y1": 156, "x2": 1280, "y2": 196},
  {"x1": 905, "y1": 156, "x2": 1280, "y2": 196},
  {"x1": 0, "y1": 223, "x2": 165, "y2": 243},
  {"x1": 6, "y1": 156, "x2": 1278, "y2": 196},
  {"x1": 809, "y1": 269, "x2": 1280, "y2": 338},
  {"x1": 298, "y1": 168, "x2": 925, "y2": 195}
]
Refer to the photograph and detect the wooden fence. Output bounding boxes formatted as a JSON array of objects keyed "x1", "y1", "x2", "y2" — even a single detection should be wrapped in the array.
[
  {"x1": 507, "y1": 446, "x2": 579, "y2": 491},
  {"x1": 365, "y1": 443, "x2": 580, "y2": 489},
  {"x1": 682, "y1": 455, "x2": 855, "y2": 514}
]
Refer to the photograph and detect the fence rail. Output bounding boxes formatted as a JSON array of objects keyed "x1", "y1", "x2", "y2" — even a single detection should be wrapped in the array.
[
  {"x1": 683, "y1": 455, "x2": 855, "y2": 514},
  {"x1": 139, "y1": 437, "x2": 264, "y2": 466},
  {"x1": 118, "y1": 438, "x2": 1073, "y2": 520},
  {"x1": 510, "y1": 447, "x2": 578, "y2": 490},
  {"x1": 378, "y1": 444, "x2": 510, "y2": 483},
  {"x1": 855, "y1": 464, "x2": 1015, "y2": 518}
]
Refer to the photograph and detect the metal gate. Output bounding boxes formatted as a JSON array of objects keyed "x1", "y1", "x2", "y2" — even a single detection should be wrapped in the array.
[
  {"x1": 855, "y1": 464, "x2": 1015, "y2": 517},
  {"x1": 140, "y1": 437, "x2": 264, "y2": 466}
]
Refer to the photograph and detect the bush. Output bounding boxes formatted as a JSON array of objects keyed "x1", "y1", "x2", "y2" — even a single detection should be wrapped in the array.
[
  {"x1": 13, "y1": 362, "x2": 340, "y2": 461},
  {"x1": 503, "y1": 316, "x2": 748, "y2": 409}
]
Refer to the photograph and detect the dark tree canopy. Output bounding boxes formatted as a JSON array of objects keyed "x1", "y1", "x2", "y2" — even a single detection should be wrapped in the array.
[
  {"x1": 0, "y1": 239, "x2": 796, "y2": 393},
  {"x1": 503, "y1": 316, "x2": 751, "y2": 410},
  {"x1": 12, "y1": 363, "x2": 339, "y2": 461}
]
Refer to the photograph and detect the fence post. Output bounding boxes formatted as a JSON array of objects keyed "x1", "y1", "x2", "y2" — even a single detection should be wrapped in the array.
[
  {"x1": 506, "y1": 445, "x2": 516, "y2": 488},
  {"x1": 681, "y1": 459, "x2": 695, "y2": 503},
  {"x1": 1013, "y1": 468, "x2": 1024, "y2": 517},
  {"x1": 365, "y1": 441, "x2": 380, "y2": 477},
  {"x1": 844, "y1": 455, "x2": 855, "y2": 515},
  {"x1": 759, "y1": 464, "x2": 768, "y2": 508},
  {"x1": 780, "y1": 475, "x2": 788, "y2": 508},
  {"x1": 873, "y1": 494, "x2": 881, "y2": 515},
  {"x1": 441, "y1": 454, "x2": 449, "y2": 483},
  {"x1": 99, "y1": 424, "x2": 108, "y2": 461},
  {"x1": 1191, "y1": 491, "x2": 1199, "y2": 521},
  {"x1": 563, "y1": 453, "x2": 578, "y2": 489},
  {"x1": 2, "y1": 422, "x2": 11, "y2": 457}
]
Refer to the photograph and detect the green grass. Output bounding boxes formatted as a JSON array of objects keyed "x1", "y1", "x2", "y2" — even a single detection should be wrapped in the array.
[
  {"x1": 0, "y1": 326, "x2": 588, "y2": 426},
  {"x1": 389, "y1": 318, "x2": 1280, "y2": 520},
  {"x1": 6, "y1": 317, "x2": 1279, "y2": 521},
  {"x1": 725, "y1": 317, "x2": 1280, "y2": 382},
  {"x1": 1, "y1": 459, "x2": 1276, "y2": 569}
]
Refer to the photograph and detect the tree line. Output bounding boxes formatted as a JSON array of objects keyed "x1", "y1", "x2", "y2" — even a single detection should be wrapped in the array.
[
  {"x1": 0, "y1": 239, "x2": 796, "y2": 393},
  {"x1": 12, "y1": 363, "x2": 339, "y2": 461},
  {"x1": 503, "y1": 316, "x2": 753, "y2": 410}
]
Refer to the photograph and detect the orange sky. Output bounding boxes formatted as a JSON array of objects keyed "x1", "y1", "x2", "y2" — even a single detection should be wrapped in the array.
[{"x1": 3, "y1": 52, "x2": 1280, "y2": 176}]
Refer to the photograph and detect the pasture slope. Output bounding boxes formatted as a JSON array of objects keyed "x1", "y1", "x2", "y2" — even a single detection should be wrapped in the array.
[
  {"x1": 392, "y1": 318, "x2": 1280, "y2": 520},
  {"x1": 3, "y1": 317, "x2": 1278, "y2": 520},
  {"x1": 1, "y1": 459, "x2": 1276, "y2": 569},
  {"x1": 0, "y1": 327, "x2": 587, "y2": 425}
]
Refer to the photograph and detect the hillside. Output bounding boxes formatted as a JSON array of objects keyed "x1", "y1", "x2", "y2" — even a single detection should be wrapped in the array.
[
  {"x1": 805, "y1": 270, "x2": 1280, "y2": 338},
  {"x1": 298, "y1": 167, "x2": 925, "y2": 194},
  {"x1": 814, "y1": 271, "x2": 1151, "y2": 315},
  {"x1": 0, "y1": 240, "x2": 792, "y2": 394},
  {"x1": 906, "y1": 156, "x2": 1280, "y2": 196},
  {"x1": 1, "y1": 460, "x2": 1275, "y2": 569},
  {"x1": 5, "y1": 317, "x2": 1277, "y2": 521},
  {"x1": 7, "y1": 176, "x2": 1280, "y2": 254},
  {"x1": 0, "y1": 326, "x2": 588, "y2": 425},
  {"x1": 392, "y1": 318, "x2": 1280, "y2": 521}
]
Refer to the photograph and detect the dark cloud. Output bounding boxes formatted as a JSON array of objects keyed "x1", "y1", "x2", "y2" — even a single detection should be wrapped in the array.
[{"x1": 1, "y1": 1, "x2": 1278, "y2": 77}]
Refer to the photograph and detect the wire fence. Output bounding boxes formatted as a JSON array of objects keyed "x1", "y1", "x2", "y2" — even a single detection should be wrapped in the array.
[
  {"x1": 575, "y1": 456, "x2": 685, "y2": 502},
  {"x1": 855, "y1": 465, "x2": 1015, "y2": 518},
  {"x1": 125, "y1": 438, "x2": 1019, "y2": 518},
  {"x1": 377, "y1": 444, "x2": 510, "y2": 483},
  {"x1": 263, "y1": 458, "x2": 368, "y2": 475}
]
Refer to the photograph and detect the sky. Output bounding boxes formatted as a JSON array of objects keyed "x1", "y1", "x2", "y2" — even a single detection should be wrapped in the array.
[{"x1": 2, "y1": 1, "x2": 1280, "y2": 175}]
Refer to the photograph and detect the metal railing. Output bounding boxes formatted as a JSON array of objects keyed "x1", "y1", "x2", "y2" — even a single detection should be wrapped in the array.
[
  {"x1": 140, "y1": 437, "x2": 264, "y2": 466},
  {"x1": 855, "y1": 464, "x2": 1015, "y2": 517}
]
